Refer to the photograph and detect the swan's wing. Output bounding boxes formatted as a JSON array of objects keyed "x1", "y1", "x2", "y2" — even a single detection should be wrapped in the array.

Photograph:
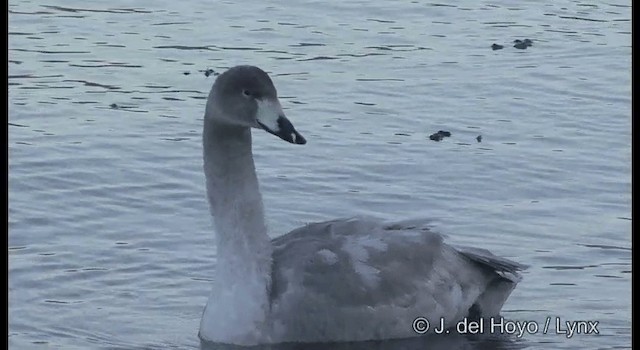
[
  {"x1": 268, "y1": 217, "x2": 524, "y2": 342},
  {"x1": 270, "y1": 217, "x2": 445, "y2": 307}
]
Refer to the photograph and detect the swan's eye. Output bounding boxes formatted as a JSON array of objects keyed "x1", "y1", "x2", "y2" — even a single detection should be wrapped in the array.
[{"x1": 242, "y1": 89, "x2": 252, "y2": 97}]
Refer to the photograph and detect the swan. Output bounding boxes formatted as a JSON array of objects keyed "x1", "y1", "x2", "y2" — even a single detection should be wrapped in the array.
[{"x1": 198, "y1": 65, "x2": 526, "y2": 346}]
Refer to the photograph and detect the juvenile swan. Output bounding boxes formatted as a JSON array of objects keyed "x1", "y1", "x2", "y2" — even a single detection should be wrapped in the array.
[{"x1": 199, "y1": 65, "x2": 526, "y2": 346}]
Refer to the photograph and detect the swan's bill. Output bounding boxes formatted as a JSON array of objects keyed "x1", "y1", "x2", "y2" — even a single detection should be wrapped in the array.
[{"x1": 256, "y1": 99, "x2": 306, "y2": 145}]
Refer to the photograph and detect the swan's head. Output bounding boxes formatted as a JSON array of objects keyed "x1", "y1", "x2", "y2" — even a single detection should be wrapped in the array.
[{"x1": 206, "y1": 65, "x2": 306, "y2": 145}]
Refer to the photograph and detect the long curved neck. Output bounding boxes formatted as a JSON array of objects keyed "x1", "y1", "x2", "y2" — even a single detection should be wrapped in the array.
[
  {"x1": 203, "y1": 118, "x2": 272, "y2": 279},
  {"x1": 201, "y1": 118, "x2": 273, "y2": 343}
]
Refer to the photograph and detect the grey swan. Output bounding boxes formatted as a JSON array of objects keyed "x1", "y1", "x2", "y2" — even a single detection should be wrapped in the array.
[{"x1": 198, "y1": 65, "x2": 526, "y2": 346}]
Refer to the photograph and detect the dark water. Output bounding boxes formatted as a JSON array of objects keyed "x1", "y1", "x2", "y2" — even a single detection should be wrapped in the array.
[{"x1": 9, "y1": 0, "x2": 631, "y2": 349}]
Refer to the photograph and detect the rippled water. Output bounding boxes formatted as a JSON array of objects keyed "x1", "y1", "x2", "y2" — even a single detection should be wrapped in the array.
[{"x1": 9, "y1": 0, "x2": 631, "y2": 349}]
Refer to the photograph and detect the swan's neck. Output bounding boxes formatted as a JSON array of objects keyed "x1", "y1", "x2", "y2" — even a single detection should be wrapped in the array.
[
  {"x1": 203, "y1": 119, "x2": 272, "y2": 266},
  {"x1": 201, "y1": 118, "x2": 273, "y2": 344}
]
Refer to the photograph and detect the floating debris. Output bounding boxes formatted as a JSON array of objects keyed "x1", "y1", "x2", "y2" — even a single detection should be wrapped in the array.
[
  {"x1": 491, "y1": 39, "x2": 533, "y2": 51},
  {"x1": 476, "y1": 135, "x2": 482, "y2": 143},
  {"x1": 430, "y1": 133, "x2": 444, "y2": 141},
  {"x1": 514, "y1": 42, "x2": 527, "y2": 49},
  {"x1": 514, "y1": 39, "x2": 533, "y2": 50},
  {"x1": 204, "y1": 68, "x2": 216, "y2": 77},
  {"x1": 110, "y1": 103, "x2": 118, "y2": 109},
  {"x1": 183, "y1": 71, "x2": 191, "y2": 76},
  {"x1": 429, "y1": 130, "x2": 452, "y2": 142}
]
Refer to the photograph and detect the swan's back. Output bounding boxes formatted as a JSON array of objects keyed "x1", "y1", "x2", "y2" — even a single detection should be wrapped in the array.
[{"x1": 268, "y1": 217, "x2": 525, "y2": 343}]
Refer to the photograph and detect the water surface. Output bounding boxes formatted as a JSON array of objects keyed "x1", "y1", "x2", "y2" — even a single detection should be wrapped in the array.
[{"x1": 9, "y1": 0, "x2": 631, "y2": 349}]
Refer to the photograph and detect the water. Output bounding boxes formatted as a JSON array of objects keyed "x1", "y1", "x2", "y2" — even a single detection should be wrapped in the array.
[{"x1": 8, "y1": 0, "x2": 631, "y2": 349}]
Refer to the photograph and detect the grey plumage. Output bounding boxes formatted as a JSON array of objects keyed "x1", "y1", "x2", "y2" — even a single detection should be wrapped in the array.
[{"x1": 198, "y1": 65, "x2": 527, "y2": 345}]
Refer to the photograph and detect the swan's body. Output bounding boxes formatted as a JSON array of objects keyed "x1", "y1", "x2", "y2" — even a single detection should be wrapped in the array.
[{"x1": 199, "y1": 65, "x2": 526, "y2": 346}]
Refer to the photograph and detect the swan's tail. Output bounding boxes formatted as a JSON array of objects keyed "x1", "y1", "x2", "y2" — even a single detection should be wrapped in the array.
[
  {"x1": 456, "y1": 246, "x2": 528, "y2": 283},
  {"x1": 455, "y1": 246, "x2": 528, "y2": 318}
]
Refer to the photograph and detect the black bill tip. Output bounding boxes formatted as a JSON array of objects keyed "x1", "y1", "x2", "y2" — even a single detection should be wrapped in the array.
[{"x1": 259, "y1": 116, "x2": 306, "y2": 145}]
